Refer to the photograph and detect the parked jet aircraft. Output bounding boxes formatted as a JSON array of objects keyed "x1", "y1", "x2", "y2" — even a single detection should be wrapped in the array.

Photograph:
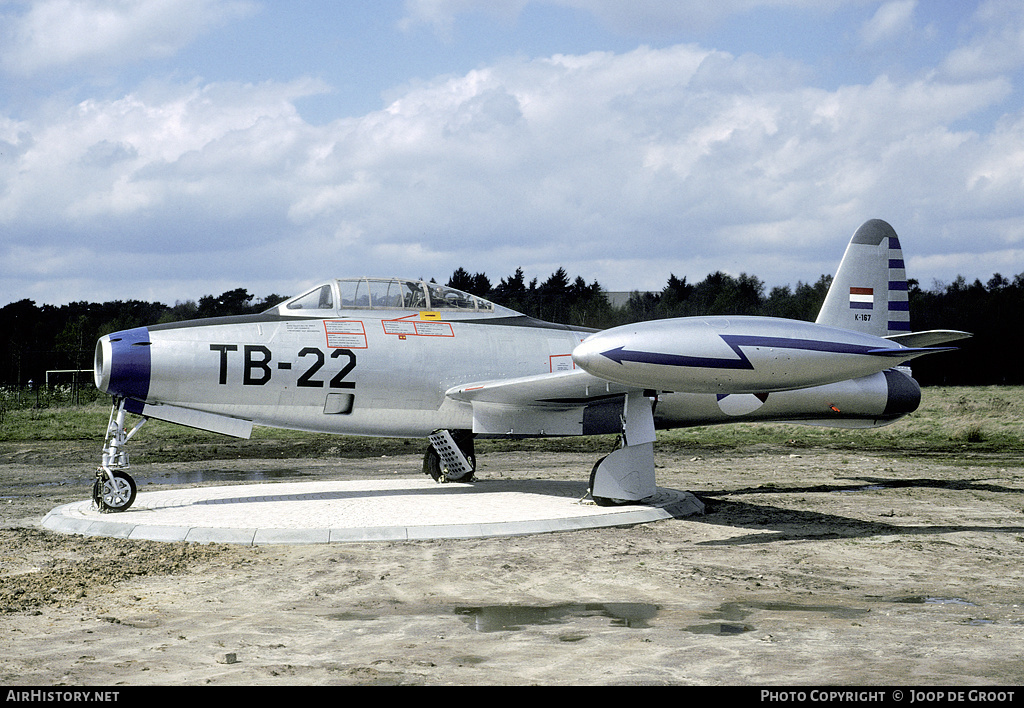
[{"x1": 92, "y1": 219, "x2": 968, "y2": 511}]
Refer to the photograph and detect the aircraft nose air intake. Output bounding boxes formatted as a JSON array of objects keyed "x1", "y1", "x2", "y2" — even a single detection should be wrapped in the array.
[{"x1": 94, "y1": 327, "x2": 152, "y2": 401}]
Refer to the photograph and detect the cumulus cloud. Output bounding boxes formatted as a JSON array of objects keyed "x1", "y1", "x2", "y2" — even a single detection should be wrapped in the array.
[
  {"x1": 2, "y1": 6, "x2": 1024, "y2": 305},
  {"x1": 0, "y1": 74, "x2": 330, "y2": 303},
  {"x1": 399, "y1": 0, "x2": 528, "y2": 39},
  {"x1": 941, "y1": 0, "x2": 1024, "y2": 79},
  {"x1": 284, "y1": 47, "x2": 1014, "y2": 287},
  {"x1": 859, "y1": 0, "x2": 917, "y2": 45},
  {"x1": 401, "y1": 0, "x2": 845, "y2": 37},
  {"x1": 1, "y1": 0, "x2": 256, "y2": 75}
]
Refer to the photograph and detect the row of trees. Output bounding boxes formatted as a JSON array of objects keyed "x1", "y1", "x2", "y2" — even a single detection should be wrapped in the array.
[
  {"x1": 1, "y1": 268, "x2": 1021, "y2": 390},
  {"x1": 0, "y1": 290, "x2": 287, "y2": 391},
  {"x1": 446, "y1": 266, "x2": 834, "y2": 326}
]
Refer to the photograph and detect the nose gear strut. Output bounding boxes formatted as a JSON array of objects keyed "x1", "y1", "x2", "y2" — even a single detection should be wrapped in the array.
[{"x1": 93, "y1": 397, "x2": 145, "y2": 512}]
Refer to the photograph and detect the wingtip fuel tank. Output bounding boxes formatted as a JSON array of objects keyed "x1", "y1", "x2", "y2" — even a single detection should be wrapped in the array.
[{"x1": 572, "y1": 315, "x2": 948, "y2": 395}]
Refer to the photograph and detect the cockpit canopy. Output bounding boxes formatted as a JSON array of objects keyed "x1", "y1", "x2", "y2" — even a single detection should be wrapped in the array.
[{"x1": 274, "y1": 278, "x2": 515, "y2": 316}]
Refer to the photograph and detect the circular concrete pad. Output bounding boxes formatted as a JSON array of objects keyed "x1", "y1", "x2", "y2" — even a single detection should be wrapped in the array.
[{"x1": 42, "y1": 478, "x2": 704, "y2": 545}]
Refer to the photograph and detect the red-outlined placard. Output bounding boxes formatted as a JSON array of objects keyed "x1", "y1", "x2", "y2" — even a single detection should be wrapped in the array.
[
  {"x1": 382, "y1": 318, "x2": 455, "y2": 337},
  {"x1": 549, "y1": 353, "x2": 575, "y2": 372},
  {"x1": 324, "y1": 320, "x2": 368, "y2": 348}
]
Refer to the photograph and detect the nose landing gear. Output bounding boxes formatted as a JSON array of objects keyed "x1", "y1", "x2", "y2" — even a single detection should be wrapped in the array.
[{"x1": 93, "y1": 398, "x2": 146, "y2": 513}]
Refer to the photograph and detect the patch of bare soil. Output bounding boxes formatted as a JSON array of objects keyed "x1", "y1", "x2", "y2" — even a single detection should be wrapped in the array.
[{"x1": 1, "y1": 440, "x2": 1023, "y2": 686}]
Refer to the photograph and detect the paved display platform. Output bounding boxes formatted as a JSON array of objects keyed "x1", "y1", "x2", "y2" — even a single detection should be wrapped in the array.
[{"x1": 41, "y1": 478, "x2": 704, "y2": 545}]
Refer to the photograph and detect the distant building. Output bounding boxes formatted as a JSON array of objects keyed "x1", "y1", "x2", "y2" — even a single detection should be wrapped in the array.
[{"x1": 603, "y1": 291, "x2": 655, "y2": 308}]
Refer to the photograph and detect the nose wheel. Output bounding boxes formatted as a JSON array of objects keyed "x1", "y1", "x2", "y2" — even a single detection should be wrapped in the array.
[{"x1": 92, "y1": 469, "x2": 137, "y2": 513}]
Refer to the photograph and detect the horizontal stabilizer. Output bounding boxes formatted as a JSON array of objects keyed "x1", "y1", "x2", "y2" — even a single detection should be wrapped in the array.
[
  {"x1": 124, "y1": 399, "x2": 253, "y2": 439},
  {"x1": 867, "y1": 346, "x2": 959, "y2": 358},
  {"x1": 884, "y1": 329, "x2": 972, "y2": 348}
]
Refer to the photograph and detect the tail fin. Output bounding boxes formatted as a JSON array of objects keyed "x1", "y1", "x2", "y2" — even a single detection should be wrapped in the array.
[{"x1": 816, "y1": 219, "x2": 909, "y2": 336}]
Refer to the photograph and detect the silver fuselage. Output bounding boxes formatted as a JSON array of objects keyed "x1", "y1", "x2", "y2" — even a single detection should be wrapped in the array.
[{"x1": 95, "y1": 301, "x2": 919, "y2": 439}]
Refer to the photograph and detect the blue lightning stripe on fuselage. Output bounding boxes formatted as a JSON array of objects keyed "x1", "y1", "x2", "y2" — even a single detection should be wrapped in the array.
[{"x1": 599, "y1": 335, "x2": 913, "y2": 370}]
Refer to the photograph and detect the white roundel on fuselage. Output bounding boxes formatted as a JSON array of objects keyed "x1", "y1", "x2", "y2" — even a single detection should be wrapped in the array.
[{"x1": 716, "y1": 392, "x2": 769, "y2": 416}]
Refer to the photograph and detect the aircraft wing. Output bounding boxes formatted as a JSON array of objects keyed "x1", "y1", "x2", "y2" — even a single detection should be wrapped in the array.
[
  {"x1": 884, "y1": 329, "x2": 972, "y2": 348},
  {"x1": 446, "y1": 369, "x2": 642, "y2": 437},
  {"x1": 447, "y1": 369, "x2": 640, "y2": 406}
]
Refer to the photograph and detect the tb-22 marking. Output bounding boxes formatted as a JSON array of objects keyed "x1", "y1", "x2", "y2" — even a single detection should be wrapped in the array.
[{"x1": 209, "y1": 344, "x2": 358, "y2": 388}]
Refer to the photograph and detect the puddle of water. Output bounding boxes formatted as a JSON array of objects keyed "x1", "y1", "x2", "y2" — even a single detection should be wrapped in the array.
[
  {"x1": 679, "y1": 600, "x2": 870, "y2": 636},
  {"x1": 328, "y1": 599, "x2": 878, "y2": 637},
  {"x1": 708, "y1": 600, "x2": 869, "y2": 621},
  {"x1": 325, "y1": 602, "x2": 661, "y2": 633},
  {"x1": 455, "y1": 603, "x2": 660, "y2": 632},
  {"x1": 49, "y1": 469, "x2": 310, "y2": 488},
  {"x1": 896, "y1": 596, "x2": 977, "y2": 606},
  {"x1": 683, "y1": 622, "x2": 754, "y2": 636},
  {"x1": 839, "y1": 485, "x2": 887, "y2": 493}
]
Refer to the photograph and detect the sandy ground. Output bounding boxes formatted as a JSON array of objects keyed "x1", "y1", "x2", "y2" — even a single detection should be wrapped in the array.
[{"x1": 1, "y1": 438, "x2": 1023, "y2": 686}]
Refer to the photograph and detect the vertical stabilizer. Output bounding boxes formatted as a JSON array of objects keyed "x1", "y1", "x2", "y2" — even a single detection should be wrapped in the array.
[{"x1": 816, "y1": 219, "x2": 910, "y2": 336}]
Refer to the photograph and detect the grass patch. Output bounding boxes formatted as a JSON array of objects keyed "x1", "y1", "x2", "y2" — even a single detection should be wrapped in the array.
[
  {"x1": 656, "y1": 385, "x2": 1024, "y2": 455},
  {"x1": 1, "y1": 386, "x2": 1021, "y2": 458}
]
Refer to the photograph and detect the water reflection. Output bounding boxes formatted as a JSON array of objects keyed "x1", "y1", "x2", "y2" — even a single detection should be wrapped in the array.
[
  {"x1": 455, "y1": 603, "x2": 660, "y2": 632},
  {"x1": 135, "y1": 468, "x2": 309, "y2": 486},
  {"x1": 896, "y1": 596, "x2": 977, "y2": 606}
]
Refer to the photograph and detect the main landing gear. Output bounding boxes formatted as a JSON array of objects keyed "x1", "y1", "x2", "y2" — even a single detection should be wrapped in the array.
[
  {"x1": 93, "y1": 398, "x2": 145, "y2": 512},
  {"x1": 421, "y1": 392, "x2": 660, "y2": 507},
  {"x1": 423, "y1": 429, "x2": 476, "y2": 483},
  {"x1": 587, "y1": 439, "x2": 656, "y2": 506},
  {"x1": 587, "y1": 392, "x2": 659, "y2": 506}
]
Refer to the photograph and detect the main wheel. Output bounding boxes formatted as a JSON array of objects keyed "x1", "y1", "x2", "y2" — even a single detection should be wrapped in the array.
[
  {"x1": 423, "y1": 446, "x2": 444, "y2": 482},
  {"x1": 588, "y1": 456, "x2": 631, "y2": 507},
  {"x1": 93, "y1": 470, "x2": 137, "y2": 512},
  {"x1": 422, "y1": 445, "x2": 476, "y2": 483}
]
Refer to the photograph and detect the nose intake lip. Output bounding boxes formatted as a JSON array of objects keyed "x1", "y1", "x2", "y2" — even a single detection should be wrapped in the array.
[
  {"x1": 94, "y1": 337, "x2": 111, "y2": 391},
  {"x1": 95, "y1": 327, "x2": 152, "y2": 401}
]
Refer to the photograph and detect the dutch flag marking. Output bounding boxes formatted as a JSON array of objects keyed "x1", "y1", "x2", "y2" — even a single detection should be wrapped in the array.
[{"x1": 849, "y1": 286, "x2": 874, "y2": 310}]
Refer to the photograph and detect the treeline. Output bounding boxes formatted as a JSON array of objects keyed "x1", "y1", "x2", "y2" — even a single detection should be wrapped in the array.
[
  {"x1": 1, "y1": 269, "x2": 1021, "y2": 390},
  {"x1": 446, "y1": 266, "x2": 835, "y2": 326},
  {"x1": 0, "y1": 289, "x2": 288, "y2": 390}
]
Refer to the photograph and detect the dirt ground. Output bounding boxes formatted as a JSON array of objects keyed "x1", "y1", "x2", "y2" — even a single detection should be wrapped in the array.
[{"x1": 1, "y1": 438, "x2": 1023, "y2": 686}]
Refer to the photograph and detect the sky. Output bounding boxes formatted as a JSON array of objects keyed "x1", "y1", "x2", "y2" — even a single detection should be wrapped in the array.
[{"x1": 1, "y1": 0, "x2": 1023, "y2": 308}]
